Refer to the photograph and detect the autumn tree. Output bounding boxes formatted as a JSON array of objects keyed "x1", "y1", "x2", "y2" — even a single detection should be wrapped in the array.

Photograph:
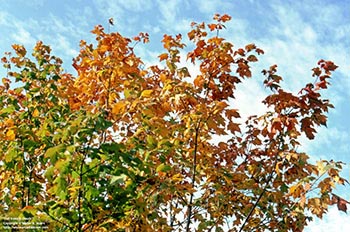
[{"x1": 0, "y1": 14, "x2": 348, "y2": 231}]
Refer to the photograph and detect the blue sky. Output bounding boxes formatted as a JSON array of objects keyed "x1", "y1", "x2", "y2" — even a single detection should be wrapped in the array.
[{"x1": 0, "y1": 0, "x2": 349, "y2": 230}]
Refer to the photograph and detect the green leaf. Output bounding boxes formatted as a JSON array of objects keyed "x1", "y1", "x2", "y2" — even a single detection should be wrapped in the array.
[
  {"x1": 280, "y1": 183, "x2": 288, "y2": 193},
  {"x1": 44, "y1": 144, "x2": 65, "y2": 164},
  {"x1": 45, "y1": 166, "x2": 55, "y2": 182},
  {"x1": 55, "y1": 159, "x2": 70, "y2": 174},
  {"x1": 156, "y1": 163, "x2": 171, "y2": 173},
  {"x1": 146, "y1": 135, "x2": 157, "y2": 148},
  {"x1": 5, "y1": 148, "x2": 17, "y2": 163},
  {"x1": 0, "y1": 105, "x2": 16, "y2": 115},
  {"x1": 111, "y1": 174, "x2": 127, "y2": 185}
]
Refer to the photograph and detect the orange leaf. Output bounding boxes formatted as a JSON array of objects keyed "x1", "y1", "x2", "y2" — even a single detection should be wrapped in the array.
[
  {"x1": 227, "y1": 122, "x2": 241, "y2": 133},
  {"x1": 33, "y1": 108, "x2": 40, "y2": 117},
  {"x1": 208, "y1": 23, "x2": 217, "y2": 31},
  {"x1": 225, "y1": 109, "x2": 240, "y2": 119},
  {"x1": 112, "y1": 102, "x2": 126, "y2": 115},
  {"x1": 5, "y1": 118, "x2": 14, "y2": 127},
  {"x1": 158, "y1": 53, "x2": 168, "y2": 62},
  {"x1": 194, "y1": 75, "x2": 204, "y2": 87}
]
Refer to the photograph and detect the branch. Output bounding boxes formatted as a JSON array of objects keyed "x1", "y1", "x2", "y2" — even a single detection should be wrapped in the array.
[
  {"x1": 43, "y1": 209, "x2": 75, "y2": 231},
  {"x1": 185, "y1": 121, "x2": 201, "y2": 231},
  {"x1": 78, "y1": 136, "x2": 94, "y2": 231},
  {"x1": 238, "y1": 129, "x2": 285, "y2": 231},
  {"x1": 238, "y1": 172, "x2": 275, "y2": 232}
]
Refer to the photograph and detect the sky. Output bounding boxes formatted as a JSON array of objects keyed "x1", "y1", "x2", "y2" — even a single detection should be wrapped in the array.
[{"x1": 0, "y1": 0, "x2": 349, "y2": 230}]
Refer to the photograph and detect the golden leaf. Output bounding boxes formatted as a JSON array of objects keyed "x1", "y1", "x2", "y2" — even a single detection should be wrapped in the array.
[
  {"x1": 5, "y1": 118, "x2": 14, "y2": 127},
  {"x1": 112, "y1": 102, "x2": 126, "y2": 115},
  {"x1": 141, "y1": 90, "x2": 153, "y2": 98},
  {"x1": 99, "y1": 45, "x2": 109, "y2": 53},
  {"x1": 33, "y1": 108, "x2": 40, "y2": 117},
  {"x1": 6, "y1": 129, "x2": 16, "y2": 141}
]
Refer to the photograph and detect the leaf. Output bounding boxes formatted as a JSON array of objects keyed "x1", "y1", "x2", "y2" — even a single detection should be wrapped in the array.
[
  {"x1": 0, "y1": 105, "x2": 16, "y2": 115},
  {"x1": 111, "y1": 174, "x2": 127, "y2": 185},
  {"x1": 331, "y1": 193, "x2": 349, "y2": 213},
  {"x1": 33, "y1": 108, "x2": 40, "y2": 117},
  {"x1": 141, "y1": 89, "x2": 153, "y2": 98},
  {"x1": 5, "y1": 148, "x2": 17, "y2": 162},
  {"x1": 194, "y1": 75, "x2": 204, "y2": 87},
  {"x1": 44, "y1": 144, "x2": 65, "y2": 160},
  {"x1": 156, "y1": 163, "x2": 172, "y2": 173},
  {"x1": 146, "y1": 135, "x2": 157, "y2": 148},
  {"x1": 247, "y1": 54, "x2": 258, "y2": 62},
  {"x1": 4, "y1": 118, "x2": 15, "y2": 127},
  {"x1": 227, "y1": 122, "x2": 241, "y2": 133},
  {"x1": 301, "y1": 118, "x2": 316, "y2": 139},
  {"x1": 112, "y1": 102, "x2": 126, "y2": 115},
  {"x1": 275, "y1": 162, "x2": 282, "y2": 176},
  {"x1": 225, "y1": 109, "x2": 240, "y2": 119},
  {"x1": 158, "y1": 53, "x2": 168, "y2": 61},
  {"x1": 109, "y1": 17, "x2": 114, "y2": 26},
  {"x1": 6, "y1": 129, "x2": 16, "y2": 140}
]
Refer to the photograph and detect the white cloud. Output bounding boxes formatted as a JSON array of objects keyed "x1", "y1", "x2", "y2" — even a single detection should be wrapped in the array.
[
  {"x1": 93, "y1": 0, "x2": 124, "y2": 17},
  {"x1": 117, "y1": 0, "x2": 153, "y2": 12},
  {"x1": 54, "y1": 34, "x2": 78, "y2": 58},
  {"x1": 194, "y1": 0, "x2": 233, "y2": 15},
  {"x1": 231, "y1": 79, "x2": 268, "y2": 120},
  {"x1": 11, "y1": 26, "x2": 36, "y2": 46},
  {"x1": 305, "y1": 206, "x2": 350, "y2": 231},
  {"x1": 156, "y1": 0, "x2": 182, "y2": 28},
  {"x1": 92, "y1": 0, "x2": 155, "y2": 34}
]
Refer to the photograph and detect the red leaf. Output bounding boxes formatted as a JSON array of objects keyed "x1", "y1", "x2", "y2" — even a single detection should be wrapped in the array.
[{"x1": 331, "y1": 194, "x2": 350, "y2": 213}]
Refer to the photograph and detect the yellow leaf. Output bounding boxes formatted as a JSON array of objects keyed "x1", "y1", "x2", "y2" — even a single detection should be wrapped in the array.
[
  {"x1": 275, "y1": 162, "x2": 282, "y2": 176},
  {"x1": 172, "y1": 173, "x2": 183, "y2": 182},
  {"x1": 10, "y1": 185, "x2": 17, "y2": 195},
  {"x1": 247, "y1": 165, "x2": 256, "y2": 175},
  {"x1": 6, "y1": 129, "x2": 15, "y2": 141},
  {"x1": 216, "y1": 101, "x2": 229, "y2": 109},
  {"x1": 289, "y1": 184, "x2": 302, "y2": 198},
  {"x1": 112, "y1": 102, "x2": 126, "y2": 115},
  {"x1": 141, "y1": 89, "x2": 153, "y2": 98},
  {"x1": 33, "y1": 108, "x2": 40, "y2": 117}
]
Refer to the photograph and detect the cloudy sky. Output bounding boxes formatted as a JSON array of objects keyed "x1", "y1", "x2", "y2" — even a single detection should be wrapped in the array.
[{"x1": 0, "y1": 0, "x2": 349, "y2": 230}]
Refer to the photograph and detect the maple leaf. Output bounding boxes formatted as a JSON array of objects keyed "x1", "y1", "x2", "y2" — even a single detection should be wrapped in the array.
[
  {"x1": 6, "y1": 129, "x2": 16, "y2": 140},
  {"x1": 109, "y1": 17, "x2": 114, "y2": 26},
  {"x1": 331, "y1": 193, "x2": 350, "y2": 213}
]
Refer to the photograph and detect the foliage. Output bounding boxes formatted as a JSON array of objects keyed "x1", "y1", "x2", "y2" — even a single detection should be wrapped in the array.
[{"x1": 0, "y1": 14, "x2": 348, "y2": 231}]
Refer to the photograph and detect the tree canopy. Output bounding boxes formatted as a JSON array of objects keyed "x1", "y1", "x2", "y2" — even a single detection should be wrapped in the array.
[{"x1": 0, "y1": 14, "x2": 348, "y2": 231}]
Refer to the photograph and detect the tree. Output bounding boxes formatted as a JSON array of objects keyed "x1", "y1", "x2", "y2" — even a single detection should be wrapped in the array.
[{"x1": 0, "y1": 14, "x2": 348, "y2": 231}]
